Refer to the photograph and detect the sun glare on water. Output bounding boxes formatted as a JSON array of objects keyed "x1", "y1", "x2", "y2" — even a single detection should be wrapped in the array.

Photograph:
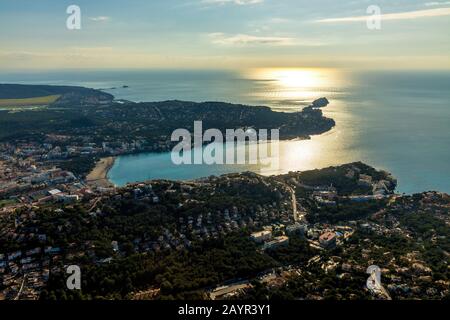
[
  {"x1": 244, "y1": 68, "x2": 342, "y2": 108},
  {"x1": 263, "y1": 69, "x2": 325, "y2": 88},
  {"x1": 239, "y1": 67, "x2": 358, "y2": 175}
]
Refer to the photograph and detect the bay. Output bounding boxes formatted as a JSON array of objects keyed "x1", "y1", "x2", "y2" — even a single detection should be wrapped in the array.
[{"x1": 2, "y1": 69, "x2": 449, "y2": 193}]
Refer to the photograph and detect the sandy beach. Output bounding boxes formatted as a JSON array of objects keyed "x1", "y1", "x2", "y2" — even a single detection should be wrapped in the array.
[{"x1": 86, "y1": 156, "x2": 116, "y2": 188}]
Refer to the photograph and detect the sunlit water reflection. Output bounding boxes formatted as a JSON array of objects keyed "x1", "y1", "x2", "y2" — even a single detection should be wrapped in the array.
[
  {"x1": 106, "y1": 69, "x2": 450, "y2": 193},
  {"x1": 2, "y1": 69, "x2": 449, "y2": 193}
]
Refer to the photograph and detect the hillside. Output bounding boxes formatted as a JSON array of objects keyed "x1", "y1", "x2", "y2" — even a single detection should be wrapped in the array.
[
  {"x1": 0, "y1": 84, "x2": 114, "y2": 108},
  {"x1": 0, "y1": 84, "x2": 112, "y2": 100}
]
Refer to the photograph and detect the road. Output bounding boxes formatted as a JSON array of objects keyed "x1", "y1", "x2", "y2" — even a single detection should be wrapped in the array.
[
  {"x1": 274, "y1": 180, "x2": 299, "y2": 222},
  {"x1": 14, "y1": 277, "x2": 25, "y2": 301},
  {"x1": 290, "y1": 186, "x2": 298, "y2": 222},
  {"x1": 367, "y1": 269, "x2": 392, "y2": 300}
]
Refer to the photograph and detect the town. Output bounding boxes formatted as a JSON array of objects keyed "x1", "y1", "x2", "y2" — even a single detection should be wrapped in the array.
[{"x1": 1, "y1": 153, "x2": 448, "y2": 300}]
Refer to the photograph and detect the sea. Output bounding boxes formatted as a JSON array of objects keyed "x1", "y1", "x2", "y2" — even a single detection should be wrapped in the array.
[{"x1": 1, "y1": 69, "x2": 449, "y2": 194}]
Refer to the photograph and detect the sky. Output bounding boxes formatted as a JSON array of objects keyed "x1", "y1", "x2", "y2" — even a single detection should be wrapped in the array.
[{"x1": 0, "y1": 0, "x2": 449, "y2": 70}]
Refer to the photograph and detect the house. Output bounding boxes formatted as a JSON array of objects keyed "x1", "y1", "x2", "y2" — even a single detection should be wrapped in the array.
[
  {"x1": 26, "y1": 248, "x2": 42, "y2": 256},
  {"x1": 48, "y1": 189, "x2": 62, "y2": 196},
  {"x1": 7, "y1": 251, "x2": 22, "y2": 261},
  {"x1": 55, "y1": 193, "x2": 79, "y2": 203},
  {"x1": 20, "y1": 257, "x2": 33, "y2": 264},
  {"x1": 286, "y1": 223, "x2": 308, "y2": 236},
  {"x1": 48, "y1": 247, "x2": 61, "y2": 255},
  {"x1": 313, "y1": 190, "x2": 337, "y2": 201},
  {"x1": 319, "y1": 232, "x2": 336, "y2": 249},
  {"x1": 315, "y1": 197, "x2": 337, "y2": 206},
  {"x1": 111, "y1": 241, "x2": 119, "y2": 253},
  {"x1": 262, "y1": 236, "x2": 289, "y2": 251},
  {"x1": 98, "y1": 257, "x2": 113, "y2": 264},
  {"x1": 358, "y1": 174, "x2": 373, "y2": 187},
  {"x1": 348, "y1": 195, "x2": 385, "y2": 202},
  {"x1": 250, "y1": 230, "x2": 272, "y2": 243}
]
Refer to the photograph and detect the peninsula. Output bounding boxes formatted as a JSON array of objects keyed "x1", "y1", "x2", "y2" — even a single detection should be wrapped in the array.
[{"x1": 0, "y1": 84, "x2": 335, "y2": 178}]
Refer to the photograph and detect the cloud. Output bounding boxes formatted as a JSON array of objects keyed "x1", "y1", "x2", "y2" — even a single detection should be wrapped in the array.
[
  {"x1": 424, "y1": 1, "x2": 450, "y2": 6},
  {"x1": 200, "y1": 0, "x2": 263, "y2": 6},
  {"x1": 208, "y1": 33, "x2": 324, "y2": 47},
  {"x1": 316, "y1": 7, "x2": 450, "y2": 23},
  {"x1": 0, "y1": 51, "x2": 45, "y2": 61},
  {"x1": 269, "y1": 17, "x2": 292, "y2": 24},
  {"x1": 209, "y1": 33, "x2": 296, "y2": 46},
  {"x1": 89, "y1": 16, "x2": 111, "y2": 22}
]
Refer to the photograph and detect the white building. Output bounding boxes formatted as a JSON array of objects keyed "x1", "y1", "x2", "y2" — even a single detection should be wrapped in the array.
[
  {"x1": 250, "y1": 230, "x2": 272, "y2": 243},
  {"x1": 319, "y1": 232, "x2": 337, "y2": 249},
  {"x1": 262, "y1": 236, "x2": 289, "y2": 251},
  {"x1": 286, "y1": 223, "x2": 308, "y2": 235}
]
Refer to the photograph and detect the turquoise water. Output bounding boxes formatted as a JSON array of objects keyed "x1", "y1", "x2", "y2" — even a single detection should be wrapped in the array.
[{"x1": 1, "y1": 69, "x2": 449, "y2": 194}]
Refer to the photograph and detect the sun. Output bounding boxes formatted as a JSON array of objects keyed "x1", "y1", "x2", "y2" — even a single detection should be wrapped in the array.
[
  {"x1": 272, "y1": 69, "x2": 322, "y2": 88},
  {"x1": 249, "y1": 68, "x2": 331, "y2": 89},
  {"x1": 243, "y1": 67, "x2": 339, "y2": 104}
]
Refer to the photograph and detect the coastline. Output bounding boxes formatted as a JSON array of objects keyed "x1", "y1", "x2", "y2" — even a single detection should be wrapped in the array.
[{"x1": 86, "y1": 156, "x2": 116, "y2": 188}]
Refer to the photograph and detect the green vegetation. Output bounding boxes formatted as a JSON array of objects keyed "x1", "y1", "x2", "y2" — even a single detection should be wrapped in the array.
[
  {"x1": 309, "y1": 199, "x2": 387, "y2": 223},
  {"x1": 50, "y1": 156, "x2": 97, "y2": 177},
  {"x1": 40, "y1": 232, "x2": 276, "y2": 300},
  {"x1": 0, "y1": 95, "x2": 61, "y2": 108},
  {"x1": 296, "y1": 162, "x2": 393, "y2": 195},
  {"x1": 0, "y1": 199, "x2": 17, "y2": 208},
  {"x1": 0, "y1": 84, "x2": 334, "y2": 143},
  {"x1": 0, "y1": 167, "x2": 448, "y2": 301},
  {"x1": 0, "y1": 84, "x2": 113, "y2": 100}
]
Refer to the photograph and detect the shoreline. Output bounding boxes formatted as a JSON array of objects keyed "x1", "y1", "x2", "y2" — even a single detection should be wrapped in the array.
[
  {"x1": 86, "y1": 156, "x2": 116, "y2": 188},
  {"x1": 85, "y1": 136, "x2": 314, "y2": 189}
]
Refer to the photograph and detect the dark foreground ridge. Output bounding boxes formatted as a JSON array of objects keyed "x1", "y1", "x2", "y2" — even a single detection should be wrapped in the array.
[{"x1": 0, "y1": 161, "x2": 449, "y2": 300}]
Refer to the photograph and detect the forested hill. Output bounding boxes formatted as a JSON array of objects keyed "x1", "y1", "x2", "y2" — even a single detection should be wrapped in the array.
[{"x1": 0, "y1": 84, "x2": 113, "y2": 100}]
